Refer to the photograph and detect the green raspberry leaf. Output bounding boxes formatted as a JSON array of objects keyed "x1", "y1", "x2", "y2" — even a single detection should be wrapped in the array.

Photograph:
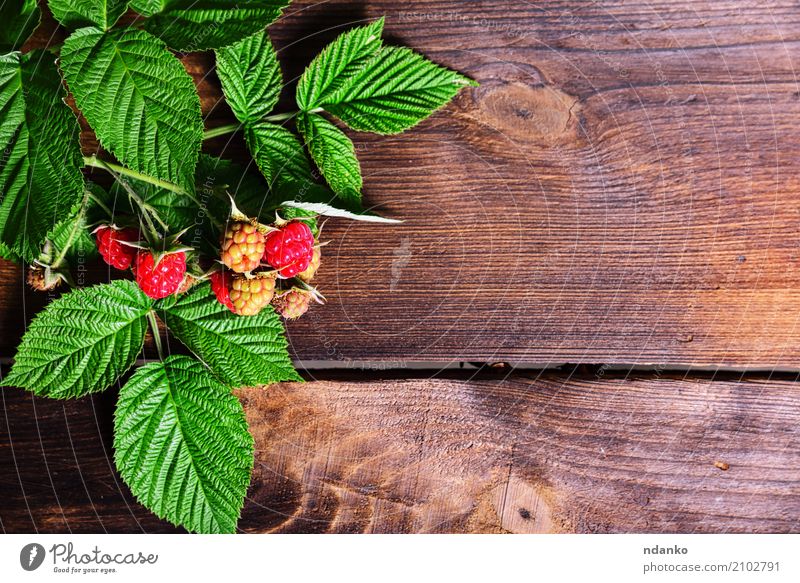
[
  {"x1": 0, "y1": 51, "x2": 85, "y2": 262},
  {"x1": 246, "y1": 122, "x2": 314, "y2": 188},
  {"x1": 196, "y1": 154, "x2": 267, "y2": 204},
  {"x1": 216, "y1": 32, "x2": 282, "y2": 123},
  {"x1": 131, "y1": 0, "x2": 290, "y2": 51},
  {"x1": 161, "y1": 282, "x2": 301, "y2": 386},
  {"x1": 60, "y1": 27, "x2": 203, "y2": 194},
  {"x1": 269, "y1": 179, "x2": 335, "y2": 204},
  {"x1": 296, "y1": 113, "x2": 361, "y2": 204},
  {"x1": 215, "y1": 33, "x2": 313, "y2": 188},
  {"x1": 0, "y1": 281, "x2": 152, "y2": 399},
  {"x1": 0, "y1": 0, "x2": 40, "y2": 52},
  {"x1": 296, "y1": 18, "x2": 384, "y2": 111},
  {"x1": 281, "y1": 200, "x2": 401, "y2": 224},
  {"x1": 48, "y1": 0, "x2": 128, "y2": 30},
  {"x1": 47, "y1": 216, "x2": 98, "y2": 269},
  {"x1": 322, "y1": 45, "x2": 476, "y2": 135},
  {"x1": 0, "y1": 242, "x2": 20, "y2": 263},
  {"x1": 44, "y1": 194, "x2": 100, "y2": 270},
  {"x1": 114, "y1": 355, "x2": 254, "y2": 534}
]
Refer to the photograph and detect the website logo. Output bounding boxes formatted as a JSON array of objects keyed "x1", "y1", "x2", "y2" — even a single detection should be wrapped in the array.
[{"x1": 20, "y1": 543, "x2": 46, "y2": 571}]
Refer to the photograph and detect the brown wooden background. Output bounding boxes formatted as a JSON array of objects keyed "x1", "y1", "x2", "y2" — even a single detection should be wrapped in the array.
[{"x1": 2, "y1": 0, "x2": 799, "y2": 533}]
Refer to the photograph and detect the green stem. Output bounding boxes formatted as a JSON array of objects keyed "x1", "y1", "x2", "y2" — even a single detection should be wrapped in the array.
[
  {"x1": 84, "y1": 188, "x2": 114, "y2": 218},
  {"x1": 93, "y1": 158, "x2": 163, "y2": 240},
  {"x1": 147, "y1": 311, "x2": 164, "y2": 361},
  {"x1": 203, "y1": 123, "x2": 240, "y2": 140},
  {"x1": 266, "y1": 111, "x2": 302, "y2": 122},
  {"x1": 129, "y1": 195, "x2": 162, "y2": 240},
  {"x1": 83, "y1": 156, "x2": 188, "y2": 196},
  {"x1": 202, "y1": 110, "x2": 312, "y2": 140}
]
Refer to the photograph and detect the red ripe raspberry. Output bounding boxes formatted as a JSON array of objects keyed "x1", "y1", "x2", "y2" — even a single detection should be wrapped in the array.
[
  {"x1": 133, "y1": 251, "x2": 187, "y2": 299},
  {"x1": 297, "y1": 246, "x2": 321, "y2": 282},
  {"x1": 221, "y1": 221, "x2": 265, "y2": 273},
  {"x1": 263, "y1": 222, "x2": 314, "y2": 278},
  {"x1": 95, "y1": 226, "x2": 139, "y2": 270},
  {"x1": 273, "y1": 289, "x2": 312, "y2": 320},
  {"x1": 210, "y1": 271, "x2": 235, "y2": 312},
  {"x1": 229, "y1": 274, "x2": 276, "y2": 316}
]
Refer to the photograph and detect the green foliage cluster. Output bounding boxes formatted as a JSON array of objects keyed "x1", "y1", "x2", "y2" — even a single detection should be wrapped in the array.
[{"x1": 0, "y1": 0, "x2": 474, "y2": 533}]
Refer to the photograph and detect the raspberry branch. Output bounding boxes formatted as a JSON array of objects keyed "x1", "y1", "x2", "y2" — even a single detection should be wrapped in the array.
[
  {"x1": 85, "y1": 156, "x2": 216, "y2": 230},
  {"x1": 84, "y1": 188, "x2": 114, "y2": 219},
  {"x1": 96, "y1": 160, "x2": 165, "y2": 242},
  {"x1": 84, "y1": 156, "x2": 189, "y2": 196},
  {"x1": 1, "y1": 9, "x2": 474, "y2": 535},
  {"x1": 202, "y1": 109, "x2": 323, "y2": 140}
]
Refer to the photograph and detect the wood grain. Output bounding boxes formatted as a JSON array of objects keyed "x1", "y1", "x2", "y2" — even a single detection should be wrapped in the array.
[
  {"x1": 3, "y1": 1, "x2": 800, "y2": 366},
  {"x1": 270, "y1": 0, "x2": 800, "y2": 366},
  {"x1": 3, "y1": 1, "x2": 798, "y2": 537},
  {"x1": 2, "y1": 372, "x2": 798, "y2": 533}
]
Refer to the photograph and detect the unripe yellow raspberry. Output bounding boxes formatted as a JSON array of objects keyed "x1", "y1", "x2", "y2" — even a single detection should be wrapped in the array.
[
  {"x1": 221, "y1": 222, "x2": 265, "y2": 273},
  {"x1": 273, "y1": 288, "x2": 312, "y2": 319},
  {"x1": 230, "y1": 274, "x2": 276, "y2": 316},
  {"x1": 297, "y1": 247, "x2": 321, "y2": 282}
]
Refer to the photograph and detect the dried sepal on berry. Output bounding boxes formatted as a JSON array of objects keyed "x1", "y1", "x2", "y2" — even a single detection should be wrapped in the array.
[
  {"x1": 26, "y1": 265, "x2": 64, "y2": 292},
  {"x1": 176, "y1": 274, "x2": 198, "y2": 295}
]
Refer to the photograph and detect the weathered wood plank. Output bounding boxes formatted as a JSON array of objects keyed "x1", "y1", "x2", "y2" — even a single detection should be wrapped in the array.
[
  {"x1": 269, "y1": 1, "x2": 800, "y2": 366},
  {"x1": 3, "y1": 1, "x2": 800, "y2": 366},
  {"x1": 2, "y1": 372, "x2": 798, "y2": 533}
]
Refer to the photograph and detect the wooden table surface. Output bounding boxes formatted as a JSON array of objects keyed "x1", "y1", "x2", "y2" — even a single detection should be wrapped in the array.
[{"x1": 1, "y1": 0, "x2": 799, "y2": 533}]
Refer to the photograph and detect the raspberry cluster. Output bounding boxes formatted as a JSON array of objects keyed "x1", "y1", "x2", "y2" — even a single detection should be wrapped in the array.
[
  {"x1": 93, "y1": 225, "x2": 188, "y2": 300},
  {"x1": 213, "y1": 218, "x2": 321, "y2": 318},
  {"x1": 89, "y1": 214, "x2": 322, "y2": 315}
]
